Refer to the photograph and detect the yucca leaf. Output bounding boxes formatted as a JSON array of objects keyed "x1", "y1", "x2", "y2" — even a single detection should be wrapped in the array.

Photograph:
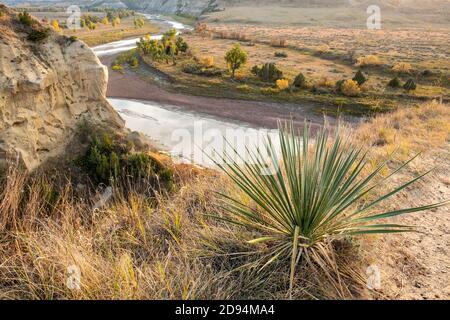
[{"x1": 211, "y1": 121, "x2": 448, "y2": 297}]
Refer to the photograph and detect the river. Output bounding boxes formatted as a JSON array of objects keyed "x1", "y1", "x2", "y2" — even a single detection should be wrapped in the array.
[{"x1": 93, "y1": 14, "x2": 279, "y2": 166}]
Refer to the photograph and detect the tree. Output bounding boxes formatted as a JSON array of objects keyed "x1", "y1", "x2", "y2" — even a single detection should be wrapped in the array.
[
  {"x1": 388, "y1": 77, "x2": 401, "y2": 88},
  {"x1": 176, "y1": 36, "x2": 188, "y2": 53},
  {"x1": 101, "y1": 17, "x2": 109, "y2": 25},
  {"x1": 162, "y1": 29, "x2": 177, "y2": 64},
  {"x1": 403, "y1": 79, "x2": 417, "y2": 92},
  {"x1": 112, "y1": 17, "x2": 121, "y2": 27},
  {"x1": 293, "y1": 72, "x2": 307, "y2": 88},
  {"x1": 352, "y1": 70, "x2": 367, "y2": 86},
  {"x1": 134, "y1": 17, "x2": 145, "y2": 28},
  {"x1": 225, "y1": 44, "x2": 248, "y2": 79}
]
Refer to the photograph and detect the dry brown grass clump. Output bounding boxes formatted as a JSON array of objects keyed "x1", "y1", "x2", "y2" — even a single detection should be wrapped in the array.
[
  {"x1": 357, "y1": 100, "x2": 450, "y2": 163},
  {"x1": 355, "y1": 55, "x2": 382, "y2": 67},
  {"x1": 270, "y1": 38, "x2": 287, "y2": 48},
  {"x1": 0, "y1": 162, "x2": 365, "y2": 300},
  {"x1": 392, "y1": 62, "x2": 413, "y2": 74}
]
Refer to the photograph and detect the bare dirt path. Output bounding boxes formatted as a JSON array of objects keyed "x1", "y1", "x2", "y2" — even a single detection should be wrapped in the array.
[
  {"x1": 101, "y1": 55, "x2": 346, "y2": 130},
  {"x1": 371, "y1": 152, "x2": 450, "y2": 300}
]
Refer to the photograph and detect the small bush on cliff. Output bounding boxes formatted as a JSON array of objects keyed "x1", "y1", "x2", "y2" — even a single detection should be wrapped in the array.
[
  {"x1": 18, "y1": 11, "x2": 34, "y2": 27},
  {"x1": 27, "y1": 28, "x2": 50, "y2": 42},
  {"x1": 77, "y1": 125, "x2": 173, "y2": 186}
]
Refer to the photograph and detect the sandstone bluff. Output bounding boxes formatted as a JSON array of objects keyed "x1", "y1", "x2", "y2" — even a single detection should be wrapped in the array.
[{"x1": 0, "y1": 5, "x2": 124, "y2": 170}]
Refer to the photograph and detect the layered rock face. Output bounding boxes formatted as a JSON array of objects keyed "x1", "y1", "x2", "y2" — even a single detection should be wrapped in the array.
[{"x1": 0, "y1": 5, "x2": 124, "y2": 170}]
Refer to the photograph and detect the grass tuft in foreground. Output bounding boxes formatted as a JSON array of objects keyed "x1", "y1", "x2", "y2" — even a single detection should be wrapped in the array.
[{"x1": 214, "y1": 121, "x2": 449, "y2": 298}]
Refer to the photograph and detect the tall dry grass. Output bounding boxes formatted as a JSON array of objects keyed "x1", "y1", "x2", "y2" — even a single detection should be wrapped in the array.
[
  {"x1": 0, "y1": 101, "x2": 447, "y2": 300},
  {"x1": 0, "y1": 162, "x2": 365, "y2": 300}
]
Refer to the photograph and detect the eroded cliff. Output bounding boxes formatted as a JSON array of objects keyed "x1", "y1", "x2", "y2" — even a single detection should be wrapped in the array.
[{"x1": 0, "y1": 5, "x2": 124, "y2": 170}]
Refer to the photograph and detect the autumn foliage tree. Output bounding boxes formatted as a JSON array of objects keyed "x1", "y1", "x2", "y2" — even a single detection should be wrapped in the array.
[
  {"x1": 225, "y1": 44, "x2": 248, "y2": 79},
  {"x1": 51, "y1": 19, "x2": 61, "y2": 32}
]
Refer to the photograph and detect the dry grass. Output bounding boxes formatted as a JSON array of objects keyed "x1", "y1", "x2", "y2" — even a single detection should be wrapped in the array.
[
  {"x1": 62, "y1": 16, "x2": 159, "y2": 47},
  {"x1": 354, "y1": 101, "x2": 450, "y2": 299},
  {"x1": 0, "y1": 162, "x2": 365, "y2": 300},
  {"x1": 357, "y1": 100, "x2": 450, "y2": 163},
  {"x1": 0, "y1": 101, "x2": 448, "y2": 300}
]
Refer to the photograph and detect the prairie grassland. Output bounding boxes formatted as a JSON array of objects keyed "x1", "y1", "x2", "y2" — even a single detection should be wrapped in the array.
[
  {"x1": 206, "y1": 4, "x2": 450, "y2": 29},
  {"x1": 135, "y1": 29, "x2": 448, "y2": 116},
  {"x1": 205, "y1": 24, "x2": 450, "y2": 75},
  {"x1": 28, "y1": 11, "x2": 159, "y2": 46},
  {"x1": 355, "y1": 101, "x2": 450, "y2": 299},
  {"x1": 0, "y1": 101, "x2": 448, "y2": 300}
]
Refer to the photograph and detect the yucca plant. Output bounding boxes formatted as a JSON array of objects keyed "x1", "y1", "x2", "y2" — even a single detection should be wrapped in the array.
[{"x1": 213, "y1": 122, "x2": 448, "y2": 298}]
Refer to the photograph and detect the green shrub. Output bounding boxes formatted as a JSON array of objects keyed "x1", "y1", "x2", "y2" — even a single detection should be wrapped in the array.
[
  {"x1": 18, "y1": 11, "x2": 34, "y2": 27},
  {"x1": 403, "y1": 79, "x2": 417, "y2": 92},
  {"x1": 137, "y1": 30, "x2": 187, "y2": 64},
  {"x1": 421, "y1": 69, "x2": 433, "y2": 77},
  {"x1": 252, "y1": 62, "x2": 283, "y2": 83},
  {"x1": 134, "y1": 17, "x2": 145, "y2": 28},
  {"x1": 293, "y1": 73, "x2": 307, "y2": 88},
  {"x1": 27, "y1": 28, "x2": 50, "y2": 42},
  {"x1": 237, "y1": 84, "x2": 251, "y2": 92},
  {"x1": 78, "y1": 128, "x2": 173, "y2": 185},
  {"x1": 182, "y1": 62, "x2": 222, "y2": 77},
  {"x1": 274, "y1": 51, "x2": 288, "y2": 58},
  {"x1": 260, "y1": 87, "x2": 279, "y2": 95},
  {"x1": 112, "y1": 51, "x2": 139, "y2": 69},
  {"x1": 387, "y1": 77, "x2": 401, "y2": 88},
  {"x1": 68, "y1": 36, "x2": 78, "y2": 43},
  {"x1": 352, "y1": 70, "x2": 367, "y2": 86},
  {"x1": 176, "y1": 36, "x2": 189, "y2": 53},
  {"x1": 214, "y1": 121, "x2": 447, "y2": 298}
]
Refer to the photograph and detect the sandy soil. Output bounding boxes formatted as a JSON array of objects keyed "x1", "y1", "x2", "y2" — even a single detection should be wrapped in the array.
[
  {"x1": 101, "y1": 54, "x2": 341, "y2": 130},
  {"x1": 369, "y1": 151, "x2": 450, "y2": 300}
]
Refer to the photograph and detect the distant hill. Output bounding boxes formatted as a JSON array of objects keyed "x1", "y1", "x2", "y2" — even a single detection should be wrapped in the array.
[{"x1": 5, "y1": 0, "x2": 450, "y2": 28}]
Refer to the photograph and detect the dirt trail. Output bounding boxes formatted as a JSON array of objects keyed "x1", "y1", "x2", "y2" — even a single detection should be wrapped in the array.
[{"x1": 370, "y1": 152, "x2": 450, "y2": 300}]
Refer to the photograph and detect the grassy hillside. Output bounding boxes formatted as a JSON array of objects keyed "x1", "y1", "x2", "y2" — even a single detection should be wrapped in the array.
[{"x1": 0, "y1": 101, "x2": 448, "y2": 299}]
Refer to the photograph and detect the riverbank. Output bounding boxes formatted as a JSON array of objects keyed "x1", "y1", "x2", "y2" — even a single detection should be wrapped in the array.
[{"x1": 102, "y1": 54, "x2": 345, "y2": 130}]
